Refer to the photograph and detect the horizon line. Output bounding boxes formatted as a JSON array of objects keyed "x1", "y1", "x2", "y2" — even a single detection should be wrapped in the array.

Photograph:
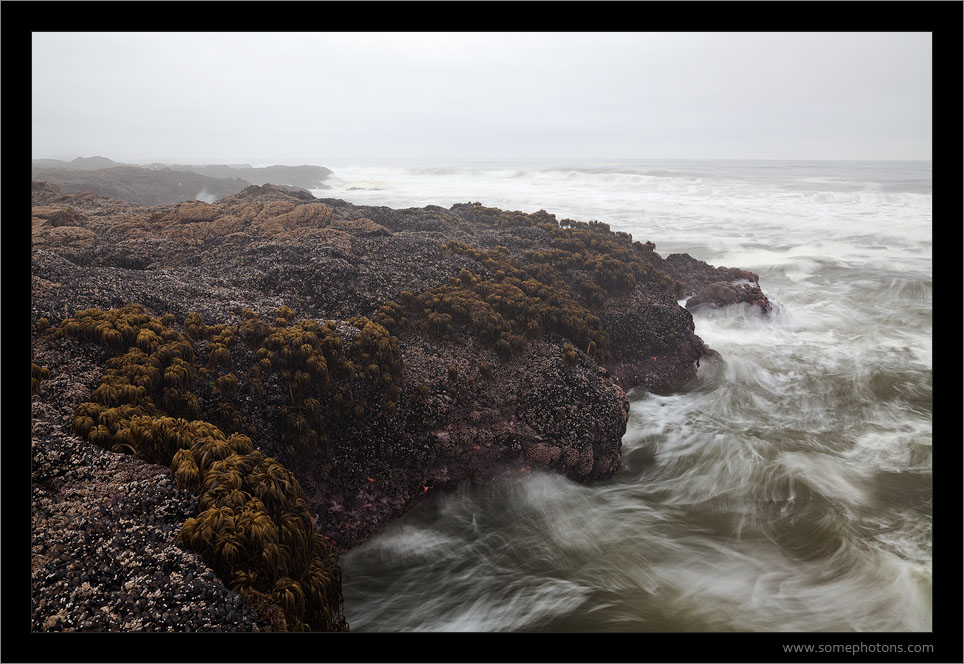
[{"x1": 32, "y1": 156, "x2": 934, "y2": 165}]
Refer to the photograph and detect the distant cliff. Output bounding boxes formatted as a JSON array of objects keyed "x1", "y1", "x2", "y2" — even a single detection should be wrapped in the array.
[
  {"x1": 33, "y1": 156, "x2": 122, "y2": 170},
  {"x1": 149, "y1": 164, "x2": 333, "y2": 190},
  {"x1": 29, "y1": 166, "x2": 250, "y2": 208}
]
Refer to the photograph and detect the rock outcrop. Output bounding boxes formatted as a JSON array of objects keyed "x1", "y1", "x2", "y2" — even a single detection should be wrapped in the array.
[
  {"x1": 31, "y1": 182, "x2": 769, "y2": 632},
  {"x1": 662, "y1": 252, "x2": 772, "y2": 315}
]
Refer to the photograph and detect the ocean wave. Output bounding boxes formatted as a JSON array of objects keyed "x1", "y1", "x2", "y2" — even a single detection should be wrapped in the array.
[{"x1": 795, "y1": 190, "x2": 932, "y2": 208}]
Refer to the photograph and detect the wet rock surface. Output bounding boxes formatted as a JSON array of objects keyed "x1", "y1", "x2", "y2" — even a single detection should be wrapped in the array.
[
  {"x1": 662, "y1": 252, "x2": 771, "y2": 314},
  {"x1": 31, "y1": 182, "x2": 768, "y2": 631},
  {"x1": 685, "y1": 280, "x2": 773, "y2": 315},
  {"x1": 31, "y1": 339, "x2": 264, "y2": 632}
]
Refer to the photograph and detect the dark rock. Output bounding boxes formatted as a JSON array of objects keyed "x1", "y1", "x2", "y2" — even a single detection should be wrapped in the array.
[
  {"x1": 685, "y1": 281, "x2": 773, "y2": 315},
  {"x1": 662, "y1": 252, "x2": 761, "y2": 291},
  {"x1": 662, "y1": 252, "x2": 771, "y2": 315}
]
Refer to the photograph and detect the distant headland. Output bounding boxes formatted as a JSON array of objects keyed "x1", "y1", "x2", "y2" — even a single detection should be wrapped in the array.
[{"x1": 31, "y1": 157, "x2": 332, "y2": 207}]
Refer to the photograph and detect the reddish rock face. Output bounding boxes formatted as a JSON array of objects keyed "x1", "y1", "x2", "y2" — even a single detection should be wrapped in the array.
[
  {"x1": 662, "y1": 251, "x2": 772, "y2": 316},
  {"x1": 662, "y1": 252, "x2": 762, "y2": 290},
  {"x1": 685, "y1": 281, "x2": 773, "y2": 315},
  {"x1": 599, "y1": 282, "x2": 706, "y2": 393}
]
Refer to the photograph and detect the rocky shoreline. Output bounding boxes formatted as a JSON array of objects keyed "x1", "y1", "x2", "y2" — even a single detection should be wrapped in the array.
[{"x1": 30, "y1": 181, "x2": 770, "y2": 632}]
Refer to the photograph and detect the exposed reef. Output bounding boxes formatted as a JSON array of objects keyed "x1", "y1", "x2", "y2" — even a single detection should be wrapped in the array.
[{"x1": 31, "y1": 181, "x2": 769, "y2": 631}]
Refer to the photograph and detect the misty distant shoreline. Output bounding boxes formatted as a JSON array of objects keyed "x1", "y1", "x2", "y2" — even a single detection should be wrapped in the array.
[{"x1": 31, "y1": 157, "x2": 332, "y2": 207}]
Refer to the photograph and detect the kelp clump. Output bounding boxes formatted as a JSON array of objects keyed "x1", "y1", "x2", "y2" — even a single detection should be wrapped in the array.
[
  {"x1": 240, "y1": 307, "x2": 402, "y2": 456},
  {"x1": 362, "y1": 207, "x2": 685, "y2": 368},
  {"x1": 451, "y1": 203, "x2": 684, "y2": 300},
  {"x1": 58, "y1": 303, "x2": 348, "y2": 632}
]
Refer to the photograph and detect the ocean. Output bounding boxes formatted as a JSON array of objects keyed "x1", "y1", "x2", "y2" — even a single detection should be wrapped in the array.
[{"x1": 310, "y1": 159, "x2": 932, "y2": 632}]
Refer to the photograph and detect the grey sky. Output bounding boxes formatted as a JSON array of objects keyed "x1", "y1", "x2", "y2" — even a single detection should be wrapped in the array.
[{"x1": 31, "y1": 32, "x2": 932, "y2": 164}]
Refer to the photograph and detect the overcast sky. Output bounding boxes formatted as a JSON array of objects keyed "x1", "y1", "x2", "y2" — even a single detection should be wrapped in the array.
[{"x1": 31, "y1": 32, "x2": 932, "y2": 164}]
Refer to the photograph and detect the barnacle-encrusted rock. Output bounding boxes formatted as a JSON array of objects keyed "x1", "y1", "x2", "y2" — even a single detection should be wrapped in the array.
[
  {"x1": 514, "y1": 349, "x2": 628, "y2": 480},
  {"x1": 31, "y1": 181, "x2": 770, "y2": 632},
  {"x1": 31, "y1": 224, "x2": 97, "y2": 250},
  {"x1": 685, "y1": 281, "x2": 773, "y2": 315},
  {"x1": 662, "y1": 252, "x2": 771, "y2": 315},
  {"x1": 600, "y1": 282, "x2": 707, "y2": 392},
  {"x1": 32, "y1": 205, "x2": 90, "y2": 227},
  {"x1": 54, "y1": 304, "x2": 348, "y2": 632}
]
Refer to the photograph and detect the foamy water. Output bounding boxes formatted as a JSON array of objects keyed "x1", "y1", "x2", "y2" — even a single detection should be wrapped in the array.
[{"x1": 316, "y1": 159, "x2": 932, "y2": 632}]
